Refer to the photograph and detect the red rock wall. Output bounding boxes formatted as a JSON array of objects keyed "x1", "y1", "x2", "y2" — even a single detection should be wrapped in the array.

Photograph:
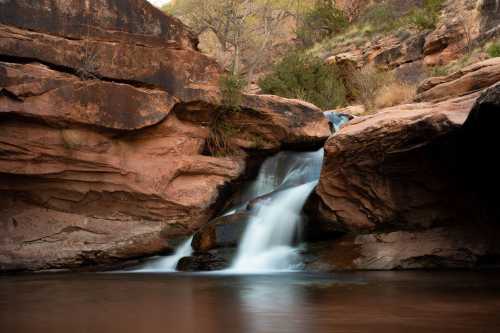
[{"x1": 0, "y1": 0, "x2": 330, "y2": 271}]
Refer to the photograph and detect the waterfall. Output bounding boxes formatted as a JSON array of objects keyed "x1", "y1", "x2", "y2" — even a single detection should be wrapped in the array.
[
  {"x1": 226, "y1": 111, "x2": 349, "y2": 273},
  {"x1": 226, "y1": 149, "x2": 323, "y2": 273},
  {"x1": 229, "y1": 182, "x2": 317, "y2": 272},
  {"x1": 134, "y1": 237, "x2": 193, "y2": 272},
  {"x1": 130, "y1": 111, "x2": 349, "y2": 273}
]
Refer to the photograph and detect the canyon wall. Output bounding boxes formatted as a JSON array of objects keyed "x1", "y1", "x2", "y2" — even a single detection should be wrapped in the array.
[{"x1": 0, "y1": 0, "x2": 330, "y2": 271}]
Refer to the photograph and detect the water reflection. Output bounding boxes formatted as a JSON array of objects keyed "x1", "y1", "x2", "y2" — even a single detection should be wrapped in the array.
[
  {"x1": 237, "y1": 275, "x2": 309, "y2": 333},
  {"x1": 1, "y1": 272, "x2": 500, "y2": 333}
]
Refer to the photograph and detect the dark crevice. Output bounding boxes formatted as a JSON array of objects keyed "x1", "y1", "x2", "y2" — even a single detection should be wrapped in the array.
[{"x1": 0, "y1": 87, "x2": 23, "y2": 102}]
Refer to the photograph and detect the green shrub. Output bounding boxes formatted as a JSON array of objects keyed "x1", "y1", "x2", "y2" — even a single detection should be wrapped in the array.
[
  {"x1": 258, "y1": 52, "x2": 347, "y2": 110},
  {"x1": 407, "y1": 0, "x2": 444, "y2": 30},
  {"x1": 297, "y1": 2, "x2": 349, "y2": 46},
  {"x1": 487, "y1": 42, "x2": 500, "y2": 58},
  {"x1": 219, "y1": 73, "x2": 246, "y2": 110},
  {"x1": 205, "y1": 73, "x2": 247, "y2": 157},
  {"x1": 360, "y1": 3, "x2": 400, "y2": 33},
  {"x1": 407, "y1": 8, "x2": 436, "y2": 30}
]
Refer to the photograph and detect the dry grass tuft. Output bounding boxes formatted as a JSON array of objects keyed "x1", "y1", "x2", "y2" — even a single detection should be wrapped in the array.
[{"x1": 375, "y1": 82, "x2": 417, "y2": 109}]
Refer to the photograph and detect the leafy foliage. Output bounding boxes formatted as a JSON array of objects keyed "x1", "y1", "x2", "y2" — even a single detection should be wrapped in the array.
[
  {"x1": 406, "y1": 0, "x2": 445, "y2": 31},
  {"x1": 165, "y1": 0, "x2": 302, "y2": 82},
  {"x1": 297, "y1": 1, "x2": 349, "y2": 46},
  {"x1": 219, "y1": 73, "x2": 246, "y2": 110},
  {"x1": 258, "y1": 52, "x2": 347, "y2": 110},
  {"x1": 359, "y1": 2, "x2": 399, "y2": 33},
  {"x1": 487, "y1": 41, "x2": 500, "y2": 58}
]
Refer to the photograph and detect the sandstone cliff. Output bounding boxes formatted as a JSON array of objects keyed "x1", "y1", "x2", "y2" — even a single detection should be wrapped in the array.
[
  {"x1": 326, "y1": 0, "x2": 500, "y2": 84},
  {"x1": 0, "y1": 0, "x2": 330, "y2": 271}
]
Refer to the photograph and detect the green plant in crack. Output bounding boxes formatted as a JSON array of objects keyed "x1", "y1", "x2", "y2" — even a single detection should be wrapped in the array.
[{"x1": 206, "y1": 73, "x2": 246, "y2": 157}]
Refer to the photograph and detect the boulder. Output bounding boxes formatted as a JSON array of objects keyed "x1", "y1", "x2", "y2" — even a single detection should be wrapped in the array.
[
  {"x1": 192, "y1": 213, "x2": 251, "y2": 252},
  {"x1": 314, "y1": 93, "x2": 479, "y2": 233},
  {"x1": 175, "y1": 94, "x2": 330, "y2": 151},
  {"x1": 314, "y1": 63, "x2": 500, "y2": 234},
  {"x1": 423, "y1": 21, "x2": 466, "y2": 66},
  {"x1": 177, "y1": 249, "x2": 233, "y2": 271},
  {"x1": 0, "y1": 0, "x2": 329, "y2": 271},
  {"x1": 309, "y1": 77, "x2": 500, "y2": 270}
]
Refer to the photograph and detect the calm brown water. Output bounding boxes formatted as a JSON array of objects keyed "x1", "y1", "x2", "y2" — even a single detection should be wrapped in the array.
[{"x1": 1, "y1": 271, "x2": 500, "y2": 333}]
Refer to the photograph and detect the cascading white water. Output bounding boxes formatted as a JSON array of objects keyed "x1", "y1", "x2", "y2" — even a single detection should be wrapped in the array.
[
  {"x1": 221, "y1": 149, "x2": 324, "y2": 217},
  {"x1": 226, "y1": 149, "x2": 323, "y2": 273},
  {"x1": 131, "y1": 111, "x2": 349, "y2": 273},
  {"x1": 226, "y1": 112, "x2": 350, "y2": 273},
  {"x1": 134, "y1": 237, "x2": 193, "y2": 272},
  {"x1": 229, "y1": 182, "x2": 317, "y2": 272}
]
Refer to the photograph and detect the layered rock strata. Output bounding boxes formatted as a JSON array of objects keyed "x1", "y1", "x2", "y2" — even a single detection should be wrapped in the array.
[{"x1": 0, "y1": 0, "x2": 330, "y2": 271}]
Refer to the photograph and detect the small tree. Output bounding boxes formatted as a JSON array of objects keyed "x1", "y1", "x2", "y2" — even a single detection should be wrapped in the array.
[
  {"x1": 297, "y1": 0, "x2": 349, "y2": 46},
  {"x1": 168, "y1": 0, "x2": 299, "y2": 84},
  {"x1": 259, "y1": 51, "x2": 347, "y2": 109}
]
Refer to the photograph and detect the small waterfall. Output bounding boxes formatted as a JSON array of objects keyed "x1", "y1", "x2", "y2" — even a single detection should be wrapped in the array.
[
  {"x1": 324, "y1": 111, "x2": 349, "y2": 132},
  {"x1": 130, "y1": 111, "x2": 349, "y2": 273},
  {"x1": 221, "y1": 149, "x2": 324, "y2": 216},
  {"x1": 229, "y1": 182, "x2": 317, "y2": 272},
  {"x1": 226, "y1": 111, "x2": 349, "y2": 273},
  {"x1": 224, "y1": 149, "x2": 324, "y2": 273},
  {"x1": 134, "y1": 237, "x2": 193, "y2": 272},
  {"x1": 226, "y1": 149, "x2": 322, "y2": 273}
]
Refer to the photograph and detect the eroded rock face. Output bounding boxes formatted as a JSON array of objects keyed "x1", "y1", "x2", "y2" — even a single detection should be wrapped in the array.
[
  {"x1": 314, "y1": 94, "x2": 478, "y2": 233},
  {"x1": 305, "y1": 226, "x2": 500, "y2": 271},
  {"x1": 0, "y1": 0, "x2": 330, "y2": 271},
  {"x1": 0, "y1": 62, "x2": 177, "y2": 130},
  {"x1": 328, "y1": 0, "x2": 498, "y2": 85},
  {"x1": 416, "y1": 58, "x2": 500, "y2": 102},
  {"x1": 309, "y1": 69, "x2": 500, "y2": 270}
]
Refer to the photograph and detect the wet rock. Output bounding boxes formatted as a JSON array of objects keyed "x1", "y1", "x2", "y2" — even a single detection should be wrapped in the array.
[
  {"x1": 304, "y1": 226, "x2": 500, "y2": 271},
  {"x1": 192, "y1": 213, "x2": 251, "y2": 252},
  {"x1": 177, "y1": 249, "x2": 234, "y2": 271}
]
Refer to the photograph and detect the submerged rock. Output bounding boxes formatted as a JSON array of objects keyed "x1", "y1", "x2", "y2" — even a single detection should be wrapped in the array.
[{"x1": 177, "y1": 249, "x2": 234, "y2": 272}]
